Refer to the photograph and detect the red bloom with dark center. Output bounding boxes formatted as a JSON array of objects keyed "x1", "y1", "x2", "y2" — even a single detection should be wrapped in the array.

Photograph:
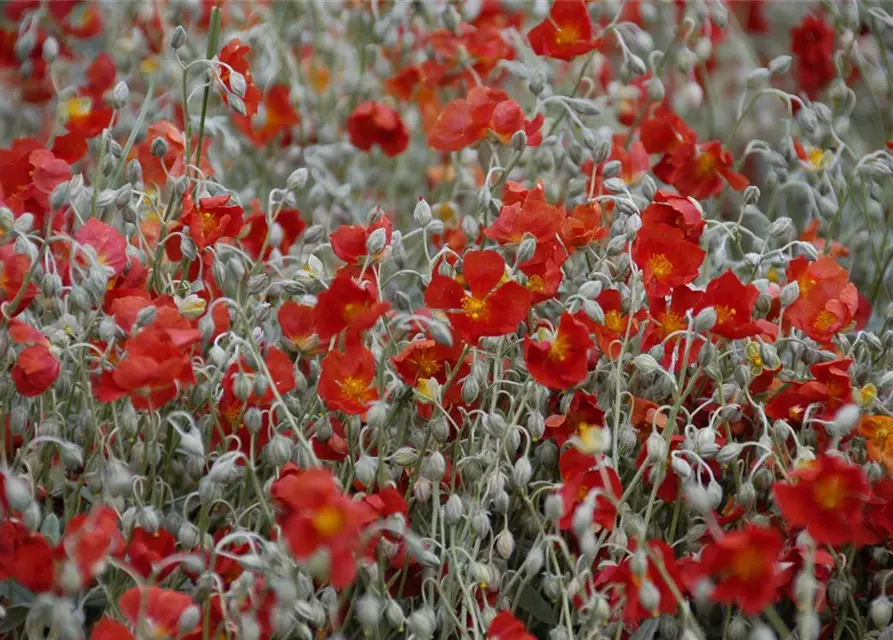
[
  {"x1": 528, "y1": 0, "x2": 599, "y2": 61},
  {"x1": 524, "y1": 313, "x2": 593, "y2": 390},
  {"x1": 347, "y1": 100, "x2": 410, "y2": 157},
  {"x1": 786, "y1": 256, "x2": 858, "y2": 344},
  {"x1": 632, "y1": 223, "x2": 705, "y2": 297},
  {"x1": 641, "y1": 191, "x2": 706, "y2": 242},
  {"x1": 699, "y1": 524, "x2": 784, "y2": 615},
  {"x1": 314, "y1": 274, "x2": 390, "y2": 341},
  {"x1": 11, "y1": 344, "x2": 60, "y2": 397},
  {"x1": 557, "y1": 450, "x2": 622, "y2": 532},
  {"x1": 318, "y1": 344, "x2": 380, "y2": 415},
  {"x1": 773, "y1": 455, "x2": 871, "y2": 546},
  {"x1": 487, "y1": 611, "x2": 536, "y2": 640},
  {"x1": 696, "y1": 270, "x2": 761, "y2": 339},
  {"x1": 181, "y1": 193, "x2": 244, "y2": 251},
  {"x1": 594, "y1": 539, "x2": 682, "y2": 623},
  {"x1": 218, "y1": 39, "x2": 262, "y2": 117},
  {"x1": 428, "y1": 87, "x2": 543, "y2": 152},
  {"x1": 424, "y1": 250, "x2": 532, "y2": 343},
  {"x1": 126, "y1": 527, "x2": 177, "y2": 579},
  {"x1": 330, "y1": 216, "x2": 393, "y2": 265},
  {"x1": 271, "y1": 467, "x2": 375, "y2": 587},
  {"x1": 791, "y1": 14, "x2": 836, "y2": 99},
  {"x1": 120, "y1": 587, "x2": 200, "y2": 639}
]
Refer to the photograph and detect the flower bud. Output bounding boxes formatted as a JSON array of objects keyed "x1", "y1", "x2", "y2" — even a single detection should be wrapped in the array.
[
  {"x1": 443, "y1": 494, "x2": 464, "y2": 525},
  {"x1": 170, "y1": 25, "x2": 187, "y2": 49},
  {"x1": 496, "y1": 529, "x2": 515, "y2": 559},
  {"x1": 512, "y1": 457, "x2": 532, "y2": 487},
  {"x1": 646, "y1": 432, "x2": 668, "y2": 462},
  {"x1": 366, "y1": 227, "x2": 388, "y2": 255},
  {"x1": 780, "y1": 281, "x2": 800, "y2": 307},
  {"x1": 286, "y1": 168, "x2": 309, "y2": 191},
  {"x1": 634, "y1": 353, "x2": 660, "y2": 374},
  {"x1": 112, "y1": 81, "x2": 129, "y2": 108},
  {"x1": 638, "y1": 580, "x2": 661, "y2": 613},
  {"x1": 693, "y1": 306, "x2": 716, "y2": 332},
  {"x1": 517, "y1": 233, "x2": 537, "y2": 263},
  {"x1": 871, "y1": 596, "x2": 893, "y2": 628}
]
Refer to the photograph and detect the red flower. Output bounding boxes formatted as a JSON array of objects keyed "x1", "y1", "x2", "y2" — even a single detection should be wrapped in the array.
[
  {"x1": 278, "y1": 301, "x2": 319, "y2": 354},
  {"x1": 524, "y1": 313, "x2": 593, "y2": 390},
  {"x1": 135, "y1": 121, "x2": 211, "y2": 186},
  {"x1": 641, "y1": 106, "x2": 697, "y2": 157},
  {"x1": 786, "y1": 256, "x2": 858, "y2": 344},
  {"x1": 0, "y1": 140, "x2": 71, "y2": 221},
  {"x1": 559, "y1": 201, "x2": 608, "y2": 250},
  {"x1": 221, "y1": 346, "x2": 295, "y2": 406},
  {"x1": 594, "y1": 539, "x2": 682, "y2": 623},
  {"x1": 696, "y1": 270, "x2": 761, "y2": 339},
  {"x1": 574, "y1": 288, "x2": 642, "y2": 360},
  {"x1": 642, "y1": 286, "x2": 703, "y2": 367},
  {"x1": 428, "y1": 87, "x2": 543, "y2": 152},
  {"x1": 544, "y1": 391, "x2": 605, "y2": 448},
  {"x1": 217, "y1": 39, "x2": 262, "y2": 117},
  {"x1": 632, "y1": 223, "x2": 705, "y2": 297},
  {"x1": 347, "y1": 100, "x2": 410, "y2": 157},
  {"x1": 773, "y1": 455, "x2": 871, "y2": 546},
  {"x1": 391, "y1": 338, "x2": 468, "y2": 388},
  {"x1": 181, "y1": 193, "x2": 244, "y2": 251},
  {"x1": 331, "y1": 216, "x2": 393, "y2": 265},
  {"x1": 528, "y1": 0, "x2": 599, "y2": 61},
  {"x1": 660, "y1": 141, "x2": 749, "y2": 199},
  {"x1": 73, "y1": 218, "x2": 128, "y2": 275},
  {"x1": 314, "y1": 274, "x2": 390, "y2": 341},
  {"x1": 424, "y1": 250, "x2": 532, "y2": 343},
  {"x1": 318, "y1": 344, "x2": 380, "y2": 415},
  {"x1": 93, "y1": 313, "x2": 202, "y2": 410},
  {"x1": 63, "y1": 505, "x2": 123, "y2": 584},
  {"x1": 233, "y1": 84, "x2": 300, "y2": 147},
  {"x1": 699, "y1": 524, "x2": 784, "y2": 615},
  {"x1": 791, "y1": 14, "x2": 836, "y2": 98},
  {"x1": 557, "y1": 450, "x2": 622, "y2": 532},
  {"x1": 487, "y1": 611, "x2": 536, "y2": 640},
  {"x1": 11, "y1": 344, "x2": 60, "y2": 397},
  {"x1": 485, "y1": 184, "x2": 565, "y2": 246},
  {"x1": 641, "y1": 191, "x2": 705, "y2": 242},
  {"x1": 91, "y1": 618, "x2": 134, "y2": 640},
  {"x1": 120, "y1": 587, "x2": 199, "y2": 639},
  {"x1": 125, "y1": 527, "x2": 177, "y2": 579},
  {"x1": 271, "y1": 467, "x2": 375, "y2": 587},
  {"x1": 241, "y1": 201, "x2": 305, "y2": 260}
]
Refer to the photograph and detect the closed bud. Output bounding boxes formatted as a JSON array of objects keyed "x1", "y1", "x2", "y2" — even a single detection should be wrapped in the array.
[
  {"x1": 871, "y1": 596, "x2": 893, "y2": 628},
  {"x1": 634, "y1": 354, "x2": 660, "y2": 374},
  {"x1": 831, "y1": 404, "x2": 860, "y2": 436},
  {"x1": 286, "y1": 168, "x2": 309, "y2": 191},
  {"x1": 112, "y1": 81, "x2": 129, "y2": 107},
  {"x1": 443, "y1": 494, "x2": 464, "y2": 524},
  {"x1": 496, "y1": 529, "x2": 515, "y2": 559},
  {"x1": 413, "y1": 198, "x2": 432, "y2": 227},
  {"x1": 638, "y1": 580, "x2": 661, "y2": 613},
  {"x1": 366, "y1": 227, "x2": 388, "y2": 255},
  {"x1": 693, "y1": 306, "x2": 716, "y2": 332},
  {"x1": 151, "y1": 137, "x2": 168, "y2": 158},
  {"x1": 780, "y1": 281, "x2": 800, "y2": 307},
  {"x1": 511, "y1": 130, "x2": 527, "y2": 151},
  {"x1": 420, "y1": 451, "x2": 445, "y2": 482},
  {"x1": 684, "y1": 482, "x2": 713, "y2": 514},
  {"x1": 592, "y1": 139, "x2": 611, "y2": 164},
  {"x1": 646, "y1": 432, "x2": 668, "y2": 462},
  {"x1": 170, "y1": 25, "x2": 187, "y2": 49},
  {"x1": 512, "y1": 457, "x2": 532, "y2": 487},
  {"x1": 517, "y1": 233, "x2": 537, "y2": 263}
]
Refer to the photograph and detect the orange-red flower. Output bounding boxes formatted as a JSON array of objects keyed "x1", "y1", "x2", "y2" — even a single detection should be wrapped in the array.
[
  {"x1": 641, "y1": 191, "x2": 705, "y2": 242},
  {"x1": 314, "y1": 274, "x2": 390, "y2": 341},
  {"x1": 699, "y1": 524, "x2": 784, "y2": 615},
  {"x1": 11, "y1": 344, "x2": 60, "y2": 397},
  {"x1": 786, "y1": 256, "x2": 858, "y2": 344},
  {"x1": 594, "y1": 539, "x2": 682, "y2": 623},
  {"x1": 233, "y1": 84, "x2": 300, "y2": 147},
  {"x1": 217, "y1": 39, "x2": 262, "y2": 117},
  {"x1": 240, "y1": 201, "x2": 306, "y2": 260},
  {"x1": 524, "y1": 313, "x2": 593, "y2": 390},
  {"x1": 318, "y1": 344, "x2": 379, "y2": 415},
  {"x1": 528, "y1": 0, "x2": 599, "y2": 61},
  {"x1": 91, "y1": 618, "x2": 134, "y2": 640},
  {"x1": 632, "y1": 223, "x2": 705, "y2": 297},
  {"x1": 428, "y1": 87, "x2": 543, "y2": 152},
  {"x1": 574, "y1": 288, "x2": 642, "y2": 360},
  {"x1": 658, "y1": 140, "x2": 749, "y2": 199},
  {"x1": 773, "y1": 455, "x2": 871, "y2": 546},
  {"x1": 391, "y1": 338, "x2": 468, "y2": 389},
  {"x1": 271, "y1": 467, "x2": 375, "y2": 587},
  {"x1": 331, "y1": 216, "x2": 393, "y2": 265},
  {"x1": 119, "y1": 587, "x2": 200, "y2": 639},
  {"x1": 559, "y1": 201, "x2": 608, "y2": 250},
  {"x1": 544, "y1": 391, "x2": 605, "y2": 448},
  {"x1": 0, "y1": 139, "x2": 71, "y2": 221},
  {"x1": 696, "y1": 270, "x2": 761, "y2": 339},
  {"x1": 278, "y1": 301, "x2": 319, "y2": 354},
  {"x1": 180, "y1": 193, "x2": 244, "y2": 251},
  {"x1": 73, "y1": 218, "x2": 128, "y2": 275},
  {"x1": 485, "y1": 184, "x2": 564, "y2": 246},
  {"x1": 859, "y1": 415, "x2": 893, "y2": 477},
  {"x1": 487, "y1": 611, "x2": 536, "y2": 640},
  {"x1": 63, "y1": 505, "x2": 123, "y2": 584},
  {"x1": 424, "y1": 250, "x2": 532, "y2": 343},
  {"x1": 642, "y1": 286, "x2": 703, "y2": 368},
  {"x1": 125, "y1": 526, "x2": 177, "y2": 579},
  {"x1": 347, "y1": 100, "x2": 410, "y2": 157}
]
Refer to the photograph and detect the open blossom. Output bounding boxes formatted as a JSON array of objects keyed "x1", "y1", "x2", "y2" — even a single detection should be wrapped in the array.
[
  {"x1": 698, "y1": 524, "x2": 784, "y2": 615},
  {"x1": 271, "y1": 467, "x2": 374, "y2": 587},
  {"x1": 425, "y1": 250, "x2": 532, "y2": 343},
  {"x1": 428, "y1": 86, "x2": 543, "y2": 151},
  {"x1": 347, "y1": 100, "x2": 410, "y2": 157},
  {"x1": 487, "y1": 611, "x2": 536, "y2": 640},
  {"x1": 791, "y1": 13, "x2": 836, "y2": 98},
  {"x1": 858, "y1": 415, "x2": 893, "y2": 476},
  {"x1": 786, "y1": 256, "x2": 858, "y2": 344},
  {"x1": 528, "y1": 0, "x2": 599, "y2": 61},
  {"x1": 641, "y1": 191, "x2": 705, "y2": 242},
  {"x1": 632, "y1": 223, "x2": 705, "y2": 297},
  {"x1": 119, "y1": 587, "x2": 200, "y2": 639},
  {"x1": 217, "y1": 39, "x2": 261, "y2": 116},
  {"x1": 773, "y1": 455, "x2": 871, "y2": 546},
  {"x1": 318, "y1": 344, "x2": 380, "y2": 414},
  {"x1": 11, "y1": 344, "x2": 59, "y2": 396},
  {"x1": 524, "y1": 313, "x2": 593, "y2": 390},
  {"x1": 314, "y1": 274, "x2": 390, "y2": 341}
]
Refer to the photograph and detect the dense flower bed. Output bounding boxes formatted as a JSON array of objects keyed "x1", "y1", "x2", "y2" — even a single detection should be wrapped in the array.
[{"x1": 1, "y1": 1, "x2": 893, "y2": 639}]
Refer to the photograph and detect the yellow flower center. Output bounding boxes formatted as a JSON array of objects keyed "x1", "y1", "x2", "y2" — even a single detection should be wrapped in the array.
[
  {"x1": 312, "y1": 506, "x2": 345, "y2": 537},
  {"x1": 340, "y1": 376, "x2": 369, "y2": 400},
  {"x1": 548, "y1": 334, "x2": 570, "y2": 362},
  {"x1": 813, "y1": 476, "x2": 844, "y2": 510},
  {"x1": 605, "y1": 310, "x2": 624, "y2": 333},
  {"x1": 813, "y1": 310, "x2": 837, "y2": 332},
  {"x1": 526, "y1": 275, "x2": 546, "y2": 293},
  {"x1": 461, "y1": 295, "x2": 488, "y2": 321},
  {"x1": 648, "y1": 254, "x2": 673, "y2": 280},
  {"x1": 716, "y1": 305, "x2": 736, "y2": 325}
]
